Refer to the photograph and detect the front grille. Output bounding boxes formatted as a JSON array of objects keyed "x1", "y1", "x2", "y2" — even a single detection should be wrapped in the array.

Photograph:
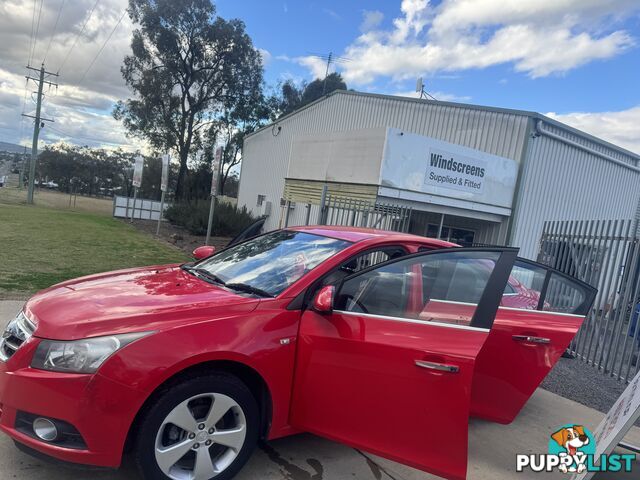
[{"x1": 0, "y1": 312, "x2": 36, "y2": 362}]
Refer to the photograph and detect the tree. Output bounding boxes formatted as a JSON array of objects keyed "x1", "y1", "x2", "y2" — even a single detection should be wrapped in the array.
[
  {"x1": 276, "y1": 79, "x2": 305, "y2": 116},
  {"x1": 301, "y1": 72, "x2": 347, "y2": 105},
  {"x1": 114, "y1": 0, "x2": 264, "y2": 199},
  {"x1": 201, "y1": 89, "x2": 276, "y2": 196},
  {"x1": 274, "y1": 73, "x2": 347, "y2": 118}
]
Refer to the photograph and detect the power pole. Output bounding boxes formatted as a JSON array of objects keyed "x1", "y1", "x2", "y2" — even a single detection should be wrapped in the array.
[
  {"x1": 322, "y1": 52, "x2": 333, "y2": 96},
  {"x1": 22, "y1": 64, "x2": 57, "y2": 204},
  {"x1": 18, "y1": 145, "x2": 27, "y2": 189}
]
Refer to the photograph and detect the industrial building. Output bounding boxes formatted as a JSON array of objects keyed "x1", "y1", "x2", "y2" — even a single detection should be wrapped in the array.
[{"x1": 237, "y1": 90, "x2": 640, "y2": 259}]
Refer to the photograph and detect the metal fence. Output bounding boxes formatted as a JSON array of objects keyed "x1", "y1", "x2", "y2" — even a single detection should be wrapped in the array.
[
  {"x1": 284, "y1": 193, "x2": 413, "y2": 233},
  {"x1": 112, "y1": 195, "x2": 169, "y2": 221},
  {"x1": 537, "y1": 219, "x2": 640, "y2": 382}
]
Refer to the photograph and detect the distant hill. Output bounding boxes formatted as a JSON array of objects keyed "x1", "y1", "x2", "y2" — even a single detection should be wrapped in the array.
[{"x1": 0, "y1": 141, "x2": 28, "y2": 154}]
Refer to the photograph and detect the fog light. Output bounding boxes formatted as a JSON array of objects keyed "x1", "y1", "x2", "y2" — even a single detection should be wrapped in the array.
[{"x1": 33, "y1": 417, "x2": 58, "y2": 442}]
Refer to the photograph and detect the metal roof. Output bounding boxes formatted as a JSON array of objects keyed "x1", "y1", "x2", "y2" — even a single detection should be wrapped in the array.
[{"x1": 247, "y1": 89, "x2": 640, "y2": 162}]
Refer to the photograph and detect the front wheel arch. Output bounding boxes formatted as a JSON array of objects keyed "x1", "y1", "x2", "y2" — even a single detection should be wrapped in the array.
[{"x1": 123, "y1": 361, "x2": 272, "y2": 458}]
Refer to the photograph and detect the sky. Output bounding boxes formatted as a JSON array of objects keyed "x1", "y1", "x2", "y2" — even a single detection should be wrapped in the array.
[{"x1": 0, "y1": 0, "x2": 639, "y2": 154}]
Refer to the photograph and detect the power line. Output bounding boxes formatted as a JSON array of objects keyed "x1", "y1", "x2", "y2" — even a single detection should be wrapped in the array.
[
  {"x1": 76, "y1": 9, "x2": 126, "y2": 86},
  {"x1": 27, "y1": 0, "x2": 38, "y2": 66},
  {"x1": 29, "y1": 0, "x2": 44, "y2": 66},
  {"x1": 57, "y1": 0, "x2": 101, "y2": 74},
  {"x1": 43, "y1": 0, "x2": 67, "y2": 63}
]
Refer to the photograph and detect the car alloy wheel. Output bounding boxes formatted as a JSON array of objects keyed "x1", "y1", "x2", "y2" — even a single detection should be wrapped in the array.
[
  {"x1": 154, "y1": 392, "x2": 247, "y2": 480},
  {"x1": 136, "y1": 374, "x2": 259, "y2": 480}
]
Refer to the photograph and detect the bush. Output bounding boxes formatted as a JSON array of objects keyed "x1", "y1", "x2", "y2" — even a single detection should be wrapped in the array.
[{"x1": 165, "y1": 199, "x2": 256, "y2": 237}]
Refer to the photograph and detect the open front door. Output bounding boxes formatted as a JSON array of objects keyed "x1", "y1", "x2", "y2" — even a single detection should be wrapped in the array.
[
  {"x1": 471, "y1": 258, "x2": 597, "y2": 424},
  {"x1": 290, "y1": 248, "x2": 517, "y2": 480}
]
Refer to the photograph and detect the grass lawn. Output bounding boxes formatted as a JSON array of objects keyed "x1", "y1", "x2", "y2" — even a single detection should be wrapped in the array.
[{"x1": 0, "y1": 189, "x2": 189, "y2": 299}]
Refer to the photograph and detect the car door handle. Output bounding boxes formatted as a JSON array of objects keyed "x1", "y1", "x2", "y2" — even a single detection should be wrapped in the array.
[
  {"x1": 415, "y1": 360, "x2": 459, "y2": 373},
  {"x1": 512, "y1": 335, "x2": 551, "y2": 345}
]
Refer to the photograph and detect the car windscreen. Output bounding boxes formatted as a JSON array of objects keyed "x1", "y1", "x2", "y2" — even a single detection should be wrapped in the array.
[{"x1": 194, "y1": 230, "x2": 351, "y2": 296}]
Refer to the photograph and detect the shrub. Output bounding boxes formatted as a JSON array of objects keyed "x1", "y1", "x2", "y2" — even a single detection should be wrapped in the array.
[{"x1": 165, "y1": 199, "x2": 256, "y2": 237}]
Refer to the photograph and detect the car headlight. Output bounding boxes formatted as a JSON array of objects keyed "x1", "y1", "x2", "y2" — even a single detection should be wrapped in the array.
[{"x1": 31, "y1": 332, "x2": 151, "y2": 374}]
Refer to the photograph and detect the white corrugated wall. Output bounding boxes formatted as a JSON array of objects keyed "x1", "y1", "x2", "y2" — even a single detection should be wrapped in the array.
[
  {"x1": 510, "y1": 120, "x2": 640, "y2": 259},
  {"x1": 238, "y1": 91, "x2": 530, "y2": 231}
]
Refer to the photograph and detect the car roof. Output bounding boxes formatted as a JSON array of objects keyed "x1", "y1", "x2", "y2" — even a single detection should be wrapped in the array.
[{"x1": 287, "y1": 225, "x2": 458, "y2": 248}]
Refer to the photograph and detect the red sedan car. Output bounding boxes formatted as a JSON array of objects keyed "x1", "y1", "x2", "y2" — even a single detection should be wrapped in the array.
[{"x1": 0, "y1": 226, "x2": 595, "y2": 480}]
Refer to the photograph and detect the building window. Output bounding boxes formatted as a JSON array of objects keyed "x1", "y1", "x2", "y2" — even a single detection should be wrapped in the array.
[
  {"x1": 426, "y1": 225, "x2": 475, "y2": 246},
  {"x1": 257, "y1": 195, "x2": 266, "y2": 206}
]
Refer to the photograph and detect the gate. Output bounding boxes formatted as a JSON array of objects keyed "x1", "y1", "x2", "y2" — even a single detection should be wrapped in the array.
[
  {"x1": 283, "y1": 192, "x2": 413, "y2": 233},
  {"x1": 537, "y1": 219, "x2": 640, "y2": 382}
]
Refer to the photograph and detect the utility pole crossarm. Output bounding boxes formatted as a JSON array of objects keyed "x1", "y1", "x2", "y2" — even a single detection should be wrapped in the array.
[
  {"x1": 21, "y1": 113, "x2": 54, "y2": 123},
  {"x1": 25, "y1": 76, "x2": 58, "y2": 87},
  {"x1": 26, "y1": 65, "x2": 59, "y2": 77}
]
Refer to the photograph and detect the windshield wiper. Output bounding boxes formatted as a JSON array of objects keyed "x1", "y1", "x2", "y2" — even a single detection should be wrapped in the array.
[
  {"x1": 181, "y1": 265, "x2": 226, "y2": 285},
  {"x1": 225, "y1": 283, "x2": 274, "y2": 298}
]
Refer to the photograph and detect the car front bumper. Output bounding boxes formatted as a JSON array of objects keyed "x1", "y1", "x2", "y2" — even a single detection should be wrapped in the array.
[{"x1": 0, "y1": 338, "x2": 143, "y2": 468}]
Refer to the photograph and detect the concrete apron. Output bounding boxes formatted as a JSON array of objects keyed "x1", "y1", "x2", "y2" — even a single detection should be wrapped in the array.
[{"x1": 1, "y1": 300, "x2": 639, "y2": 480}]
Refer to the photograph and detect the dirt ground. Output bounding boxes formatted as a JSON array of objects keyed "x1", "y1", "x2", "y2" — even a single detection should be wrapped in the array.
[
  {"x1": 129, "y1": 218, "x2": 232, "y2": 256},
  {"x1": 0, "y1": 187, "x2": 113, "y2": 215}
]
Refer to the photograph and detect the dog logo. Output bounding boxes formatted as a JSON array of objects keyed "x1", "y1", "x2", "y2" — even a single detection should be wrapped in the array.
[
  {"x1": 517, "y1": 423, "x2": 635, "y2": 475},
  {"x1": 550, "y1": 425, "x2": 592, "y2": 473}
]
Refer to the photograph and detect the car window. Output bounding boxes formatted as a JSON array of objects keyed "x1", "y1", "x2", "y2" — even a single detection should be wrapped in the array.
[
  {"x1": 335, "y1": 250, "x2": 501, "y2": 327},
  {"x1": 335, "y1": 260, "x2": 412, "y2": 318},
  {"x1": 195, "y1": 230, "x2": 350, "y2": 296},
  {"x1": 543, "y1": 273, "x2": 588, "y2": 314},
  {"x1": 500, "y1": 259, "x2": 594, "y2": 315},
  {"x1": 422, "y1": 255, "x2": 493, "y2": 305},
  {"x1": 320, "y1": 246, "x2": 407, "y2": 287},
  {"x1": 500, "y1": 261, "x2": 547, "y2": 309}
]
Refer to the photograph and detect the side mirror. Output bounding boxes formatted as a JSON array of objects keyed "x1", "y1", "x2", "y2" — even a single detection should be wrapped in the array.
[
  {"x1": 192, "y1": 245, "x2": 216, "y2": 260},
  {"x1": 312, "y1": 285, "x2": 335, "y2": 313}
]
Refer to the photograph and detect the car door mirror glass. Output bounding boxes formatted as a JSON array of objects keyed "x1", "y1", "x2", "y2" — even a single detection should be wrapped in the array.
[{"x1": 313, "y1": 285, "x2": 335, "y2": 313}]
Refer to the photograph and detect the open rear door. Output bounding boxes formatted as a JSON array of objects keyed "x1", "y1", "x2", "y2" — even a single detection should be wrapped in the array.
[
  {"x1": 291, "y1": 248, "x2": 517, "y2": 480},
  {"x1": 471, "y1": 258, "x2": 597, "y2": 424}
]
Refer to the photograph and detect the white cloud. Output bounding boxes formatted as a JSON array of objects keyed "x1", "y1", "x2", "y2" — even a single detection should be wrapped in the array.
[
  {"x1": 547, "y1": 106, "x2": 640, "y2": 155},
  {"x1": 258, "y1": 48, "x2": 272, "y2": 66},
  {"x1": 0, "y1": 0, "x2": 137, "y2": 149},
  {"x1": 311, "y1": 0, "x2": 640, "y2": 86},
  {"x1": 296, "y1": 56, "x2": 328, "y2": 79},
  {"x1": 360, "y1": 10, "x2": 384, "y2": 32},
  {"x1": 323, "y1": 8, "x2": 341, "y2": 21}
]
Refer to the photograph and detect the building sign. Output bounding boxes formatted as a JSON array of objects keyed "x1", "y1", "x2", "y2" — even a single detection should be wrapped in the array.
[
  {"x1": 425, "y1": 147, "x2": 487, "y2": 194},
  {"x1": 381, "y1": 128, "x2": 518, "y2": 211},
  {"x1": 160, "y1": 154, "x2": 170, "y2": 192},
  {"x1": 132, "y1": 155, "x2": 144, "y2": 188},
  {"x1": 211, "y1": 146, "x2": 223, "y2": 196}
]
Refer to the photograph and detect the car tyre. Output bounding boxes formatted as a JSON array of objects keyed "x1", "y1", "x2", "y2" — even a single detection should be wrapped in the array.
[{"x1": 135, "y1": 373, "x2": 259, "y2": 480}]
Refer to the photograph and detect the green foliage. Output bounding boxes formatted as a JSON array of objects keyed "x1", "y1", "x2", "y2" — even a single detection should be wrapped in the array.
[
  {"x1": 114, "y1": 0, "x2": 267, "y2": 199},
  {"x1": 276, "y1": 73, "x2": 347, "y2": 116},
  {"x1": 164, "y1": 200, "x2": 255, "y2": 236},
  {"x1": 35, "y1": 145, "x2": 179, "y2": 200}
]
